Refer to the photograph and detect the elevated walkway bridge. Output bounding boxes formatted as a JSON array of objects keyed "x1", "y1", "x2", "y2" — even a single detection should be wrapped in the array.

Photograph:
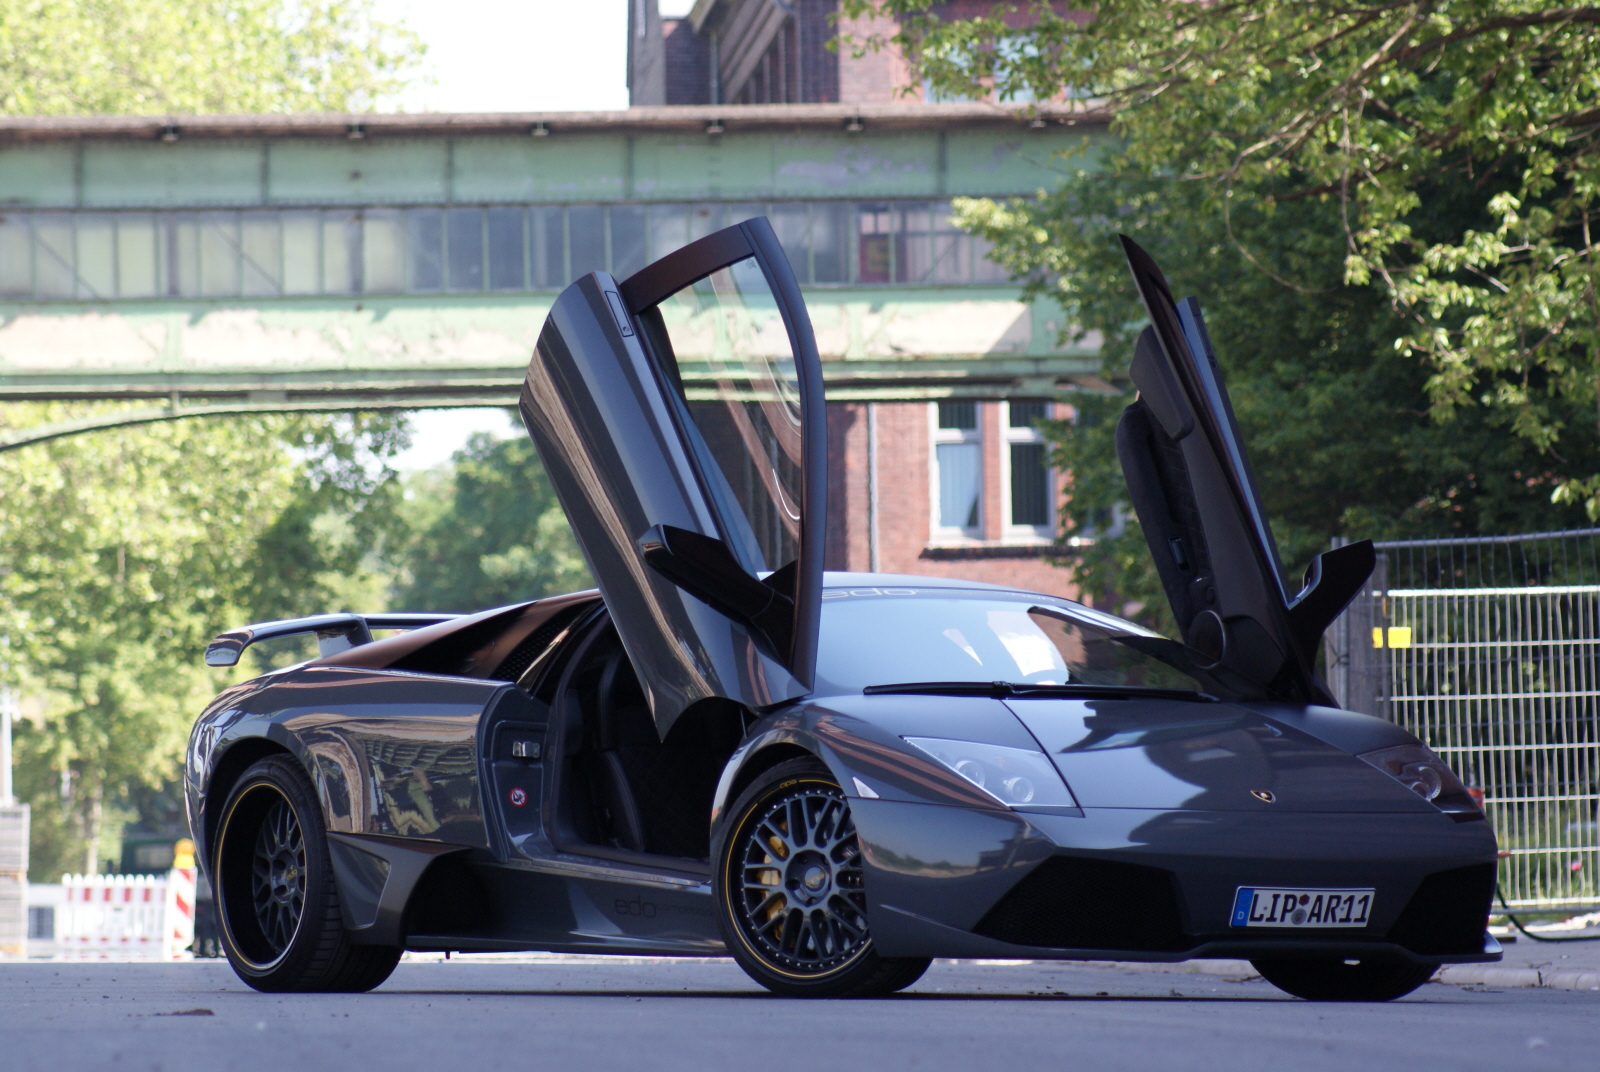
[{"x1": 0, "y1": 103, "x2": 1109, "y2": 450}]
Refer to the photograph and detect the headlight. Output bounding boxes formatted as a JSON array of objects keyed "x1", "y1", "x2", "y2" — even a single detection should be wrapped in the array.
[
  {"x1": 904, "y1": 737, "x2": 1078, "y2": 810},
  {"x1": 1357, "y1": 744, "x2": 1480, "y2": 814}
]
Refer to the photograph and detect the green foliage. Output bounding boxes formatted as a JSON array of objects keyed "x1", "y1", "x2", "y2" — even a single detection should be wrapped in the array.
[
  {"x1": 851, "y1": 0, "x2": 1600, "y2": 519},
  {"x1": 0, "y1": 0, "x2": 425, "y2": 114},
  {"x1": 839, "y1": 1, "x2": 1600, "y2": 628},
  {"x1": 959, "y1": 176, "x2": 1598, "y2": 628},
  {"x1": 0, "y1": 0, "x2": 425, "y2": 877},
  {"x1": 0, "y1": 406, "x2": 407, "y2": 876},
  {"x1": 388, "y1": 427, "x2": 591, "y2": 613}
]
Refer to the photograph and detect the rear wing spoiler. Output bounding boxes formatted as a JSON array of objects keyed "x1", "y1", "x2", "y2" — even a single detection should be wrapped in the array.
[{"x1": 204, "y1": 612, "x2": 459, "y2": 667}]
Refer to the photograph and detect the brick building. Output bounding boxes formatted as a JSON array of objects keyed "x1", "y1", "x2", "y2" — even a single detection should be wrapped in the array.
[{"x1": 630, "y1": 1, "x2": 1083, "y2": 595}]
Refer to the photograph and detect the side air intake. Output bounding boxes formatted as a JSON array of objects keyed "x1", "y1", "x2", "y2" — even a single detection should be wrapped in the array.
[{"x1": 1386, "y1": 862, "x2": 1497, "y2": 955}]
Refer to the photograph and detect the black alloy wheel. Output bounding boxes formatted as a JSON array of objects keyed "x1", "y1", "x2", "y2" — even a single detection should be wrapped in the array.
[
  {"x1": 1251, "y1": 956, "x2": 1436, "y2": 1001},
  {"x1": 252, "y1": 797, "x2": 305, "y2": 954},
  {"x1": 214, "y1": 755, "x2": 401, "y2": 993},
  {"x1": 713, "y1": 757, "x2": 930, "y2": 997}
]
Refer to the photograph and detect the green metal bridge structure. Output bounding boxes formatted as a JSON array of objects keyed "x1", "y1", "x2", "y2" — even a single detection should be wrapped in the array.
[{"x1": 0, "y1": 102, "x2": 1109, "y2": 452}]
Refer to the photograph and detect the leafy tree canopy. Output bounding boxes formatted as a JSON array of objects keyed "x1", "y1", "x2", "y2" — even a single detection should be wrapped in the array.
[
  {"x1": 1, "y1": 408, "x2": 407, "y2": 877},
  {"x1": 387, "y1": 427, "x2": 591, "y2": 614},
  {"x1": 0, "y1": 0, "x2": 424, "y2": 114},
  {"x1": 0, "y1": 0, "x2": 426, "y2": 877},
  {"x1": 842, "y1": 0, "x2": 1600, "y2": 624}
]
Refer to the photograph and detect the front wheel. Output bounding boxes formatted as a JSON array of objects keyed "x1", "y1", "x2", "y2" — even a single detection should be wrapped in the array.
[
  {"x1": 1251, "y1": 956, "x2": 1435, "y2": 1001},
  {"x1": 713, "y1": 757, "x2": 930, "y2": 997},
  {"x1": 214, "y1": 755, "x2": 401, "y2": 992}
]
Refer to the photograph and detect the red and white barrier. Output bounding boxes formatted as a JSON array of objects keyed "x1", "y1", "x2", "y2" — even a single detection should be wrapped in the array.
[{"x1": 58, "y1": 868, "x2": 195, "y2": 961}]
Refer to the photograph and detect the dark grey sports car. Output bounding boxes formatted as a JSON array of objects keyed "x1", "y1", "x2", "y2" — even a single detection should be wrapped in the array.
[{"x1": 186, "y1": 221, "x2": 1499, "y2": 1002}]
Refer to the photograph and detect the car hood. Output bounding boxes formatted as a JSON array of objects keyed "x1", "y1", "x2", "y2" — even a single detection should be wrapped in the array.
[{"x1": 1006, "y1": 697, "x2": 1440, "y2": 814}]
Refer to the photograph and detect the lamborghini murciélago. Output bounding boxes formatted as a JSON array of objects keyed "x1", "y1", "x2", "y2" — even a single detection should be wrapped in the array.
[{"x1": 186, "y1": 220, "x2": 1499, "y2": 1001}]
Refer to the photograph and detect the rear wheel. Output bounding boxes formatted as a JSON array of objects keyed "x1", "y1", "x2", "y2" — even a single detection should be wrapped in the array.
[
  {"x1": 1251, "y1": 956, "x2": 1435, "y2": 1001},
  {"x1": 214, "y1": 755, "x2": 401, "y2": 992},
  {"x1": 714, "y1": 757, "x2": 930, "y2": 997}
]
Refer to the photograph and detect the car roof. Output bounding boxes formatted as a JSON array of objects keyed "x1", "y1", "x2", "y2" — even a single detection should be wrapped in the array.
[{"x1": 822, "y1": 571, "x2": 1049, "y2": 597}]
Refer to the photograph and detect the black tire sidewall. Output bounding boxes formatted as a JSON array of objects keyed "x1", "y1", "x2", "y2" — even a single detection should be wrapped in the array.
[
  {"x1": 215, "y1": 755, "x2": 336, "y2": 989},
  {"x1": 713, "y1": 757, "x2": 895, "y2": 997},
  {"x1": 1251, "y1": 957, "x2": 1435, "y2": 1001}
]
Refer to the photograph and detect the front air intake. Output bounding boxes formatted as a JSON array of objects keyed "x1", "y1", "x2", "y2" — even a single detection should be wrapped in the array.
[{"x1": 974, "y1": 855, "x2": 1190, "y2": 952}]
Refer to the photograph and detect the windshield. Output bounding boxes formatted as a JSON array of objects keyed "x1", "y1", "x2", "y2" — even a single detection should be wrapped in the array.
[{"x1": 814, "y1": 588, "x2": 1204, "y2": 695}]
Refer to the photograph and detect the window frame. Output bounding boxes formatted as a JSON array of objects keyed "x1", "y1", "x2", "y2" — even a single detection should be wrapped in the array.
[
  {"x1": 929, "y1": 399, "x2": 985, "y2": 542},
  {"x1": 1001, "y1": 399, "x2": 1055, "y2": 541}
]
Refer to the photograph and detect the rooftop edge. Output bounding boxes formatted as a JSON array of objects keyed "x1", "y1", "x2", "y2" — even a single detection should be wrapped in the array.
[{"x1": 0, "y1": 102, "x2": 1111, "y2": 144}]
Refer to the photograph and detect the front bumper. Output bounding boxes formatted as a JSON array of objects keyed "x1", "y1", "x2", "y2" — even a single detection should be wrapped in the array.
[{"x1": 853, "y1": 800, "x2": 1502, "y2": 964}]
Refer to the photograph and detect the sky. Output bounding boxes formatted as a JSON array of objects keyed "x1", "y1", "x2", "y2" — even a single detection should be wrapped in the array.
[
  {"x1": 372, "y1": 0, "x2": 631, "y2": 113},
  {"x1": 371, "y1": 0, "x2": 638, "y2": 470}
]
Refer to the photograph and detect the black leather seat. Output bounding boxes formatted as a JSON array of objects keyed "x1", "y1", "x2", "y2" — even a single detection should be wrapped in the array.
[{"x1": 588, "y1": 646, "x2": 720, "y2": 860}]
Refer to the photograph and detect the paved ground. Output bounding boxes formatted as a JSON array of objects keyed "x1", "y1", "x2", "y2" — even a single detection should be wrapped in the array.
[{"x1": 3, "y1": 957, "x2": 1597, "y2": 1072}]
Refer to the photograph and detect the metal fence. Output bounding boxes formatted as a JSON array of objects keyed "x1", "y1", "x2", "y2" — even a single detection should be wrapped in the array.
[{"x1": 1325, "y1": 529, "x2": 1600, "y2": 909}]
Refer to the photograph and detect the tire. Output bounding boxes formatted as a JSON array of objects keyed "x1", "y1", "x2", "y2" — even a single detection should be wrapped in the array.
[
  {"x1": 214, "y1": 755, "x2": 401, "y2": 993},
  {"x1": 1251, "y1": 956, "x2": 1436, "y2": 1001},
  {"x1": 713, "y1": 757, "x2": 930, "y2": 997}
]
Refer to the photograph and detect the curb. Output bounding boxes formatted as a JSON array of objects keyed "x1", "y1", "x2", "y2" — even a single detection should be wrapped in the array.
[{"x1": 1435, "y1": 965, "x2": 1600, "y2": 991}]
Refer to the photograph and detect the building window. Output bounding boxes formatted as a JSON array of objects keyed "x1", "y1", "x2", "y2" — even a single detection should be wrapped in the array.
[
  {"x1": 933, "y1": 399, "x2": 982, "y2": 536},
  {"x1": 1005, "y1": 400, "x2": 1053, "y2": 537},
  {"x1": 857, "y1": 203, "x2": 893, "y2": 283}
]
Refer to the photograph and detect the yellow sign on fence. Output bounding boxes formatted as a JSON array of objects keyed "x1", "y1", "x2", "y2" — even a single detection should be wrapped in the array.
[{"x1": 1372, "y1": 627, "x2": 1413, "y2": 649}]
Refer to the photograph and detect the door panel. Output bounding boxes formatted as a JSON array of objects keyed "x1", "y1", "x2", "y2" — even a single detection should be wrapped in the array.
[
  {"x1": 521, "y1": 218, "x2": 825, "y2": 737},
  {"x1": 1114, "y1": 236, "x2": 1372, "y2": 703}
]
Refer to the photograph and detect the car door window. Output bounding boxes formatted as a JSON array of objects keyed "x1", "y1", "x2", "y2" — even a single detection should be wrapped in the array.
[{"x1": 650, "y1": 255, "x2": 804, "y2": 577}]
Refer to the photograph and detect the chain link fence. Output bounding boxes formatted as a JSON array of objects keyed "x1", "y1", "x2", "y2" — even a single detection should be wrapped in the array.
[{"x1": 1325, "y1": 529, "x2": 1600, "y2": 909}]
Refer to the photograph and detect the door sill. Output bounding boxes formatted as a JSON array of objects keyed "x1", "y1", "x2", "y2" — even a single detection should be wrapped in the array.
[{"x1": 548, "y1": 838, "x2": 711, "y2": 878}]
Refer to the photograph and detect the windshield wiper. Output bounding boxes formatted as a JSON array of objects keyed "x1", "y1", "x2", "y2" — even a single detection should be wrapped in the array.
[{"x1": 862, "y1": 681, "x2": 1216, "y2": 702}]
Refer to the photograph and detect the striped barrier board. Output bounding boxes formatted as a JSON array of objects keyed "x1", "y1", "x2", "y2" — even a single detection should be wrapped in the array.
[{"x1": 57, "y1": 870, "x2": 195, "y2": 961}]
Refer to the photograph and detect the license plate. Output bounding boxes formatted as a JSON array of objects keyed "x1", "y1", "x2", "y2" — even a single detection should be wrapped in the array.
[{"x1": 1231, "y1": 887, "x2": 1374, "y2": 929}]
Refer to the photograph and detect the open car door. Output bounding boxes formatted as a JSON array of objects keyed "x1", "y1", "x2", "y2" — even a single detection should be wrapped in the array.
[
  {"x1": 1114, "y1": 236, "x2": 1374, "y2": 705},
  {"x1": 520, "y1": 218, "x2": 825, "y2": 738}
]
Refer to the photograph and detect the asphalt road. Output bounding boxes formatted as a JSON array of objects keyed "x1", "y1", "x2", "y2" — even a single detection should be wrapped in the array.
[{"x1": 2, "y1": 957, "x2": 1595, "y2": 1072}]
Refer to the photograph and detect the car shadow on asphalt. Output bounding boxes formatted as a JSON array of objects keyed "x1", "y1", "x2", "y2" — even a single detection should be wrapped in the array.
[{"x1": 364, "y1": 988, "x2": 1303, "y2": 1002}]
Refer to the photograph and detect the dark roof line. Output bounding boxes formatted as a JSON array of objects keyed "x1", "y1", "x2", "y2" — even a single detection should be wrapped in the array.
[{"x1": 0, "y1": 102, "x2": 1110, "y2": 144}]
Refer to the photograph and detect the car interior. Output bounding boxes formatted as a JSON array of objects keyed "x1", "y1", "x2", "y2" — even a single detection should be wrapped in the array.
[{"x1": 546, "y1": 617, "x2": 745, "y2": 865}]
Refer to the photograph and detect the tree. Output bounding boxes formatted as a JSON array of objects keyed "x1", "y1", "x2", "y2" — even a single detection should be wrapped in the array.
[
  {"x1": 0, "y1": 0, "x2": 424, "y2": 115},
  {"x1": 962, "y1": 174, "x2": 1599, "y2": 628},
  {"x1": 842, "y1": 1, "x2": 1600, "y2": 623},
  {"x1": 1, "y1": 409, "x2": 407, "y2": 877},
  {"x1": 388, "y1": 428, "x2": 591, "y2": 614},
  {"x1": 0, "y1": 0, "x2": 425, "y2": 876}
]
